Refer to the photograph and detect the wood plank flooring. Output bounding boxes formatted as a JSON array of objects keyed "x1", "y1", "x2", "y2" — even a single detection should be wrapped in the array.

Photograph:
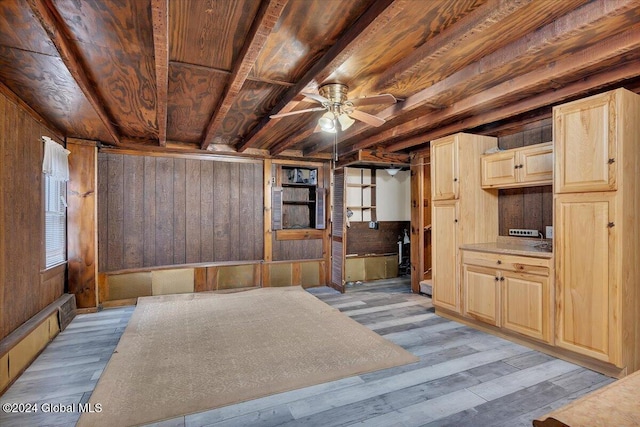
[{"x1": 0, "y1": 279, "x2": 615, "y2": 426}]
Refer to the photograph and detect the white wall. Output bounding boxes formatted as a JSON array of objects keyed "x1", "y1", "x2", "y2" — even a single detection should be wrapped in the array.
[{"x1": 376, "y1": 169, "x2": 410, "y2": 221}]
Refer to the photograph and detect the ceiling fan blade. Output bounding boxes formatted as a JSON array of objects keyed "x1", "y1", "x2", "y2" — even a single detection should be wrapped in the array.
[
  {"x1": 270, "y1": 107, "x2": 326, "y2": 119},
  {"x1": 301, "y1": 92, "x2": 329, "y2": 105},
  {"x1": 349, "y1": 109, "x2": 386, "y2": 127},
  {"x1": 349, "y1": 94, "x2": 397, "y2": 107}
]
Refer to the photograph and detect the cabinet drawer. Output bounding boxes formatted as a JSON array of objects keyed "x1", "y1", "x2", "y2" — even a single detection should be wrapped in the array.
[{"x1": 461, "y1": 250, "x2": 551, "y2": 276}]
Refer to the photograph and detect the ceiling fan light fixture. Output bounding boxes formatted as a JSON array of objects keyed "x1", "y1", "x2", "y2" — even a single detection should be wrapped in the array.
[
  {"x1": 337, "y1": 113, "x2": 355, "y2": 131},
  {"x1": 318, "y1": 111, "x2": 336, "y2": 133}
]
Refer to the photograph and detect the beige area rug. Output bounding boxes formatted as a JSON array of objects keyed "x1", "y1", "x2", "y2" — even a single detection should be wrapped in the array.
[{"x1": 77, "y1": 286, "x2": 418, "y2": 426}]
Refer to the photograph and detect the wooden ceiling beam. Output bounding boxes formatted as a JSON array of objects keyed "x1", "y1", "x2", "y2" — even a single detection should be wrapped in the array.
[
  {"x1": 335, "y1": 149, "x2": 409, "y2": 169},
  {"x1": 151, "y1": 0, "x2": 169, "y2": 147},
  {"x1": 305, "y1": 0, "x2": 637, "y2": 156},
  {"x1": 26, "y1": 0, "x2": 121, "y2": 145},
  {"x1": 374, "y1": 0, "x2": 534, "y2": 90},
  {"x1": 236, "y1": 0, "x2": 406, "y2": 154},
  {"x1": 384, "y1": 59, "x2": 640, "y2": 153},
  {"x1": 200, "y1": 0, "x2": 289, "y2": 150}
]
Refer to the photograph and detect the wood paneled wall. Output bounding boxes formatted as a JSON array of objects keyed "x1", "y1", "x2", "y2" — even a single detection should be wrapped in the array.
[
  {"x1": 0, "y1": 91, "x2": 65, "y2": 341},
  {"x1": 98, "y1": 152, "x2": 263, "y2": 272},
  {"x1": 346, "y1": 222, "x2": 410, "y2": 255},
  {"x1": 498, "y1": 119, "x2": 553, "y2": 236}
]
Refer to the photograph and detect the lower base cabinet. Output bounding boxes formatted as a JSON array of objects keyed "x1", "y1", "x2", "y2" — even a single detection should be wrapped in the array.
[{"x1": 461, "y1": 250, "x2": 552, "y2": 344}]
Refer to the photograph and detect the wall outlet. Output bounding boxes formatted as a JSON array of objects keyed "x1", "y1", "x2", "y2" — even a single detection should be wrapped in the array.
[
  {"x1": 545, "y1": 226, "x2": 553, "y2": 239},
  {"x1": 368, "y1": 221, "x2": 378, "y2": 229},
  {"x1": 508, "y1": 228, "x2": 539, "y2": 237}
]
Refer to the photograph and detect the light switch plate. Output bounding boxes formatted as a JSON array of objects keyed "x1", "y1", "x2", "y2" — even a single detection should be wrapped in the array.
[{"x1": 545, "y1": 226, "x2": 553, "y2": 239}]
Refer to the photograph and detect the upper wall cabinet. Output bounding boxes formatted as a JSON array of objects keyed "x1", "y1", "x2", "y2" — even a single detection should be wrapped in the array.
[
  {"x1": 431, "y1": 136, "x2": 459, "y2": 200},
  {"x1": 554, "y1": 91, "x2": 618, "y2": 193},
  {"x1": 481, "y1": 142, "x2": 553, "y2": 189}
]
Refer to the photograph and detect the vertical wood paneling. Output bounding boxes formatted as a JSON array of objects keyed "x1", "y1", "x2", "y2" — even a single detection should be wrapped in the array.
[
  {"x1": 228, "y1": 163, "x2": 240, "y2": 260},
  {"x1": 0, "y1": 96, "x2": 5, "y2": 337},
  {"x1": 0, "y1": 93, "x2": 63, "y2": 340},
  {"x1": 239, "y1": 163, "x2": 252, "y2": 260},
  {"x1": 107, "y1": 155, "x2": 124, "y2": 271},
  {"x1": 143, "y1": 156, "x2": 156, "y2": 266},
  {"x1": 213, "y1": 161, "x2": 230, "y2": 261},
  {"x1": 185, "y1": 159, "x2": 201, "y2": 263},
  {"x1": 173, "y1": 158, "x2": 186, "y2": 264},
  {"x1": 67, "y1": 142, "x2": 97, "y2": 308},
  {"x1": 200, "y1": 160, "x2": 214, "y2": 261},
  {"x1": 98, "y1": 153, "x2": 265, "y2": 271},
  {"x1": 123, "y1": 155, "x2": 144, "y2": 268},
  {"x1": 155, "y1": 158, "x2": 174, "y2": 265},
  {"x1": 97, "y1": 154, "x2": 109, "y2": 271}
]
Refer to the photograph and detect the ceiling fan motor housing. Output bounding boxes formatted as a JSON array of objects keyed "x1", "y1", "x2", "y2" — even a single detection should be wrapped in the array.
[{"x1": 319, "y1": 83, "x2": 349, "y2": 105}]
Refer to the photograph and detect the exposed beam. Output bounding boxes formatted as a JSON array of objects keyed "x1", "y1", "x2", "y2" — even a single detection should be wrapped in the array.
[
  {"x1": 353, "y1": 27, "x2": 640, "y2": 153},
  {"x1": 236, "y1": 0, "x2": 405, "y2": 153},
  {"x1": 170, "y1": 60, "x2": 296, "y2": 87},
  {"x1": 384, "y1": 59, "x2": 640, "y2": 153},
  {"x1": 375, "y1": 0, "x2": 533, "y2": 90},
  {"x1": 335, "y1": 149, "x2": 409, "y2": 169},
  {"x1": 200, "y1": 0, "x2": 289, "y2": 150},
  {"x1": 151, "y1": 0, "x2": 169, "y2": 146},
  {"x1": 307, "y1": 0, "x2": 638, "y2": 155},
  {"x1": 26, "y1": 0, "x2": 121, "y2": 145}
]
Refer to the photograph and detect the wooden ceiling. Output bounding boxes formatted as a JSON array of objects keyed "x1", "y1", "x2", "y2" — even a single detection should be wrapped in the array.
[{"x1": 1, "y1": 0, "x2": 640, "y2": 160}]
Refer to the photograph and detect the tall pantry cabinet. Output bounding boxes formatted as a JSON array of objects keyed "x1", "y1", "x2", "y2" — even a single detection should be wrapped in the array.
[
  {"x1": 553, "y1": 88, "x2": 640, "y2": 374},
  {"x1": 431, "y1": 133, "x2": 498, "y2": 313}
]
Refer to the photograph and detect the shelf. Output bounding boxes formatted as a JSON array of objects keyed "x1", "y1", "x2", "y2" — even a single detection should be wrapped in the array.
[
  {"x1": 347, "y1": 183, "x2": 376, "y2": 188},
  {"x1": 283, "y1": 200, "x2": 315, "y2": 205},
  {"x1": 282, "y1": 182, "x2": 316, "y2": 188},
  {"x1": 347, "y1": 206, "x2": 376, "y2": 210}
]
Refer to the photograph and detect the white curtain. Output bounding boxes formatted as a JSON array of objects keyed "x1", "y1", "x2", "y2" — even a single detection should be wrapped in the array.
[{"x1": 42, "y1": 136, "x2": 70, "y2": 181}]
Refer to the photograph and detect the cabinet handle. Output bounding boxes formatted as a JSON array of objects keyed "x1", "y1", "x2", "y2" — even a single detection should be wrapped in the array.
[
  {"x1": 494, "y1": 277, "x2": 499, "y2": 281},
  {"x1": 500, "y1": 277, "x2": 505, "y2": 281},
  {"x1": 608, "y1": 222, "x2": 615, "y2": 228},
  {"x1": 497, "y1": 260, "x2": 502, "y2": 265},
  {"x1": 454, "y1": 219, "x2": 458, "y2": 223},
  {"x1": 453, "y1": 178, "x2": 458, "y2": 182},
  {"x1": 608, "y1": 158, "x2": 615, "y2": 164}
]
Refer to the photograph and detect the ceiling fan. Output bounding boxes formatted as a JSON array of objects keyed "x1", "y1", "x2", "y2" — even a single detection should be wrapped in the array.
[{"x1": 269, "y1": 83, "x2": 398, "y2": 133}]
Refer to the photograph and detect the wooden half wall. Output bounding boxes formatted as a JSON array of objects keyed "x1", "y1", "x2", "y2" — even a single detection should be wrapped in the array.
[{"x1": 0, "y1": 89, "x2": 65, "y2": 341}]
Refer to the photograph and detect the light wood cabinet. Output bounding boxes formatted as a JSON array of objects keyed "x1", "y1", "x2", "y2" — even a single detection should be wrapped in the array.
[
  {"x1": 431, "y1": 136, "x2": 458, "y2": 200},
  {"x1": 463, "y1": 265, "x2": 500, "y2": 326},
  {"x1": 554, "y1": 91, "x2": 617, "y2": 193},
  {"x1": 432, "y1": 201, "x2": 459, "y2": 312},
  {"x1": 481, "y1": 142, "x2": 553, "y2": 189},
  {"x1": 555, "y1": 192, "x2": 617, "y2": 364},
  {"x1": 462, "y1": 250, "x2": 552, "y2": 343},
  {"x1": 431, "y1": 133, "x2": 498, "y2": 314},
  {"x1": 553, "y1": 88, "x2": 640, "y2": 374}
]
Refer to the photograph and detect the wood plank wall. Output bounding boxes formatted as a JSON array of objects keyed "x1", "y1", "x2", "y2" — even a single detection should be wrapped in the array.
[
  {"x1": 97, "y1": 152, "x2": 263, "y2": 272},
  {"x1": 498, "y1": 119, "x2": 553, "y2": 236},
  {"x1": 0, "y1": 91, "x2": 65, "y2": 340},
  {"x1": 346, "y1": 222, "x2": 410, "y2": 255}
]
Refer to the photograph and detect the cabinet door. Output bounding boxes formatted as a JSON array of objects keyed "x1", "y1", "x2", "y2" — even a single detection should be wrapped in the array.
[
  {"x1": 554, "y1": 92, "x2": 617, "y2": 193},
  {"x1": 502, "y1": 272, "x2": 550, "y2": 343},
  {"x1": 518, "y1": 142, "x2": 553, "y2": 185},
  {"x1": 431, "y1": 136, "x2": 458, "y2": 200},
  {"x1": 481, "y1": 151, "x2": 516, "y2": 188},
  {"x1": 432, "y1": 201, "x2": 459, "y2": 312},
  {"x1": 555, "y1": 193, "x2": 620, "y2": 365},
  {"x1": 463, "y1": 265, "x2": 499, "y2": 326}
]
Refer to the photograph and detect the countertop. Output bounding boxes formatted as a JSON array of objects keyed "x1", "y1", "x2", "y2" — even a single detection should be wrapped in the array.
[{"x1": 460, "y1": 236, "x2": 553, "y2": 259}]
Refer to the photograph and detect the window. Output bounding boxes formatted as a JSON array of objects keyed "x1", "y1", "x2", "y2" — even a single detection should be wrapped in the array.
[
  {"x1": 42, "y1": 136, "x2": 69, "y2": 268},
  {"x1": 45, "y1": 174, "x2": 66, "y2": 268}
]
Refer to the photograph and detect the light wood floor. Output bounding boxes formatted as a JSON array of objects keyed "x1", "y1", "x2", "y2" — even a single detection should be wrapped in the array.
[{"x1": 0, "y1": 280, "x2": 614, "y2": 426}]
